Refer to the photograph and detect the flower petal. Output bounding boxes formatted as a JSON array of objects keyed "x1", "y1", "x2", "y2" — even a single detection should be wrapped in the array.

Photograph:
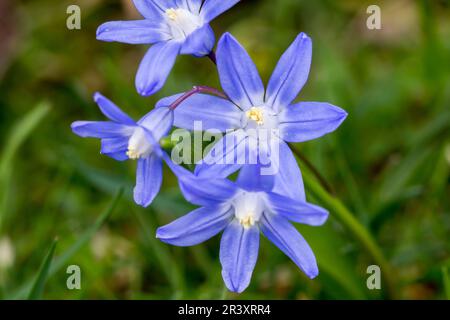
[
  {"x1": 134, "y1": 154, "x2": 163, "y2": 207},
  {"x1": 71, "y1": 121, "x2": 134, "y2": 139},
  {"x1": 195, "y1": 130, "x2": 248, "y2": 178},
  {"x1": 269, "y1": 140, "x2": 305, "y2": 201},
  {"x1": 138, "y1": 106, "x2": 174, "y2": 140},
  {"x1": 236, "y1": 164, "x2": 275, "y2": 192},
  {"x1": 163, "y1": 154, "x2": 240, "y2": 206},
  {"x1": 180, "y1": 24, "x2": 215, "y2": 57},
  {"x1": 266, "y1": 33, "x2": 312, "y2": 112},
  {"x1": 261, "y1": 213, "x2": 318, "y2": 279},
  {"x1": 216, "y1": 33, "x2": 264, "y2": 110},
  {"x1": 93, "y1": 92, "x2": 135, "y2": 125},
  {"x1": 176, "y1": 0, "x2": 202, "y2": 13},
  {"x1": 220, "y1": 220, "x2": 259, "y2": 293},
  {"x1": 200, "y1": 0, "x2": 240, "y2": 23},
  {"x1": 163, "y1": 93, "x2": 241, "y2": 131},
  {"x1": 135, "y1": 41, "x2": 181, "y2": 96},
  {"x1": 96, "y1": 20, "x2": 171, "y2": 44},
  {"x1": 156, "y1": 205, "x2": 233, "y2": 246},
  {"x1": 265, "y1": 192, "x2": 328, "y2": 226},
  {"x1": 100, "y1": 137, "x2": 129, "y2": 161},
  {"x1": 279, "y1": 102, "x2": 348, "y2": 143},
  {"x1": 133, "y1": 0, "x2": 174, "y2": 20}
]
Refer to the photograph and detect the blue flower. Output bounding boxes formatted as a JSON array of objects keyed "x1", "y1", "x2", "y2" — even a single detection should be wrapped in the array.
[
  {"x1": 157, "y1": 162, "x2": 328, "y2": 293},
  {"x1": 97, "y1": 0, "x2": 241, "y2": 96},
  {"x1": 71, "y1": 93, "x2": 173, "y2": 207},
  {"x1": 158, "y1": 32, "x2": 348, "y2": 200}
]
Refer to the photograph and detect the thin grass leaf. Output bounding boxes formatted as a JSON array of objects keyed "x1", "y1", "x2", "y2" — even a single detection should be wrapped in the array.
[
  {"x1": 291, "y1": 148, "x2": 398, "y2": 299},
  {"x1": 9, "y1": 188, "x2": 123, "y2": 299},
  {"x1": 0, "y1": 102, "x2": 51, "y2": 230},
  {"x1": 443, "y1": 266, "x2": 450, "y2": 300},
  {"x1": 132, "y1": 208, "x2": 186, "y2": 298},
  {"x1": 27, "y1": 239, "x2": 57, "y2": 300}
]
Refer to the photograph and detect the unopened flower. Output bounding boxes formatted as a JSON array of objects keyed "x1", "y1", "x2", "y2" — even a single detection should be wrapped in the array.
[
  {"x1": 97, "y1": 0, "x2": 240, "y2": 96},
  {"x1": 71, "y1": 93, "x2": 173, "y2": 207}
]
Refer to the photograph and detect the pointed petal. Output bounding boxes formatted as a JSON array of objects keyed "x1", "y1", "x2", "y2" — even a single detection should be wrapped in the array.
[
  {"x1": 180, "y1": 24, "x2": 215, "y2": 57},
  {"x1": 133, "y1": 0, "x2": 174, "y2": 20},
  {"x1": 271, "y1": 140, "x2": 306, "y2": 201},
  {"x1": 266, "y1": 33, "x2": 312, "y2": 112},
  {"x1": 261, "y1": 213, "x2": 318, "y2": 279},
  {"x1": 135, "y1": 41, "x2": 181, "y2": 96},
  {"x1": 200, "y1": 0, "x2": 240, "y2": 22},
  {"x1": 96, "y1": 20, "x2": 171, "y2": 44},
  {"x1": 279, "y1": 102, "x2": 348, "y2": 143},
  {"x1": 220, "y1": 220, "x2": 259, "y2": 293},
  {"x1": 216, "y1": 33, "x2": 264, "y2": 110},
  {"x1": 266, "y1": 192, "x2": 328, "y2": 226},
  {"x1": 156, "y1": 205, "x2": 233, "y2": 246},
  {"x1": 138, "y1": 106, "x2": 174, "y2": 140},
  {"x1": 195, "y1": 130, "x2": 248, "y2": 178},
  {"x1": 100, "y1": 137, "x2": 129, "y2": 161},
  {"x1": 236, "y1": 164, "x2": 275, "y2": 192},
  {"x1": 71, "y1": 121, "x2": 134, "y2": 139},
  {"x1": 93, "y1": 92, "x2": 135, "y2": 125},
  {"x1": 133, "y1": 155, "x2": 163, "y2": 207},
  {"x1": 162, "y1": 153, "x2": 239, "y2": 206},
  {"x1": 162, "y1": 93, "x2": 241, "y2": 131}
]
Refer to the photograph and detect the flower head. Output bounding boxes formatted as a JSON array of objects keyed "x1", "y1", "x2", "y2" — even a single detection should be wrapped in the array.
[
  {"x1": 158, "y1": 32, "x2": 348, "y2": 199},
  {"x1": 157, "y1": 162, "x2": 328, "y2": 293},
  {"x1": 96, "y1": 0, "x2": 241, "y2": 96},
  {"x1": 71, "y1": 93, "x2": 173, "y2": 207}
]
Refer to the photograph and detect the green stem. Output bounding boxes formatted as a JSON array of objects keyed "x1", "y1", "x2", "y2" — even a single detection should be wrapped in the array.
[{"x1": 292, "y1": 151, "x2": 398, "y2": 299}]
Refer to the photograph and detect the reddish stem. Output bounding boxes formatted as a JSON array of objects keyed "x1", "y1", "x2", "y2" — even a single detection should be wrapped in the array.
[
  {"x1": 207, "y1": 51, "x2": 217, "y2": 65},
  {"x1": 169, "y1": 85, "x2": 228, "y2": 110}
]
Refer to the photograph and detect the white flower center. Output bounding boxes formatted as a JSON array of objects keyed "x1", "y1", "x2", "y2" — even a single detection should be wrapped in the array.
[
  {"x1": 165, "y1": 8, "x2": 202, "y2": 40},
  {"x1": 232, "y1": 192, "x2": 265, "y2": 229},
  {"x1": 126, "y1": 127, "x2": 152, "y2": 160},
  {"x1": 241, "y1": 106, "x2": 280, "y2": 142}
]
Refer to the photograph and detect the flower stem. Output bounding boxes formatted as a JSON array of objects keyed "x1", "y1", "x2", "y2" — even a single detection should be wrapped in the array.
[
  {"x1": 208, "y1": 50, "x2": 217, "y2": 65},
  {"x1": 291, "y1": 148, "x2": 398, "y2": 299},
  {"x1": 288, "y1": 144, "x2": 335, "y2": 195},
  {"x1": 169, "y1": 85, "x2": 228, "y2": 110}
]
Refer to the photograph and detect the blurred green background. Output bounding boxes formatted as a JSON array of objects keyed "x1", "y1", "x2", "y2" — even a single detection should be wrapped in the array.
[{"x1": 0, "y1": 0, "x2": 449, "y2": 300}]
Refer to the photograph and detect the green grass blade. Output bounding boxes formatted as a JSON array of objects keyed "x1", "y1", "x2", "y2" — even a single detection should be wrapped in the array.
[
  {"x1": 0, "y1": 102, "x2": 51, "y2": 230},
  {"x1": 443, "y1": 267, "x2": 450, "y2": 300},
  {"x1": 27, "y1": 239, "x2": 58, "y2": 300},
  {"x1": 50, "y1": 187, "x2": 124, "y2": 273},
  {"x1": 132, "y1": 208, "x2": 186, "y2": 298},
  {"x1": 9, "y1": 188, "x2": 123, "y2": 299}
]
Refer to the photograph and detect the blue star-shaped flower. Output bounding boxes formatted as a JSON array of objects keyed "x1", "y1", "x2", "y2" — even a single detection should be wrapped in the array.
[
  {"x1": 97, "y1": 0, "x2": 240, "y2": 96},
  {"x1": 158, "y1": 32, "x2": 348, "y2": 200},
  {"x1": 71, "y1": 93, "x2": 173, "y2": 207},
  {"x1": 157, "y1": 163, "x2": 328, "y2": 293}
]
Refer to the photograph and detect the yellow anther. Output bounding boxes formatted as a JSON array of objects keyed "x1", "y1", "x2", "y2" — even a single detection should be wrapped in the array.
[
  {"x1": 166, "y1": 8, "x2": 178, "y2": 21},
  {"x1": 126, "y1": 148, "x2": 140, "y2": 160},
  {"x1": 239, "y1": 215, "x2": 255, "y2": 229},
  {"x1": 246, "y1": 107, "x2": 264, "y2": 125}
]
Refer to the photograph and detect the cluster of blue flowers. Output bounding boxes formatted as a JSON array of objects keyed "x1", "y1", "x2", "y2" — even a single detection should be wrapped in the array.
[{"x1": 72, "y1": 0, "x2": 347, "y2": 293}]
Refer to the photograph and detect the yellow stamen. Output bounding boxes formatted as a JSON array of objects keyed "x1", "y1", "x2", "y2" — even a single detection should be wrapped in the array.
[
  {"x1": 166, "y1": 8, "x2": 178, "y2": 21},
  {"x1": 246, "y1": 107, "x2": 264, "y2": 125},
  {"x1": 126, "y1": 148, "x2": 140, "y2": 160},
  {"x1": 239, "y1": 215, "x2": 255, "y2": 229}
]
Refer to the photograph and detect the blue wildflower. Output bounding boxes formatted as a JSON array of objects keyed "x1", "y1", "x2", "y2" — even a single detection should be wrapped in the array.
[
  {"x1": 158, "y1": 32, "x2": 348, "y2": 200},
  {"x1": 71, "y1": 93, "x2": 173, "y2": 207},
  {"x1": 157, "y1": 163, "x2": 328, "y2": 293},
  {"x1": 96, "y1": 0, "x2": 241, "y2": 96}
]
